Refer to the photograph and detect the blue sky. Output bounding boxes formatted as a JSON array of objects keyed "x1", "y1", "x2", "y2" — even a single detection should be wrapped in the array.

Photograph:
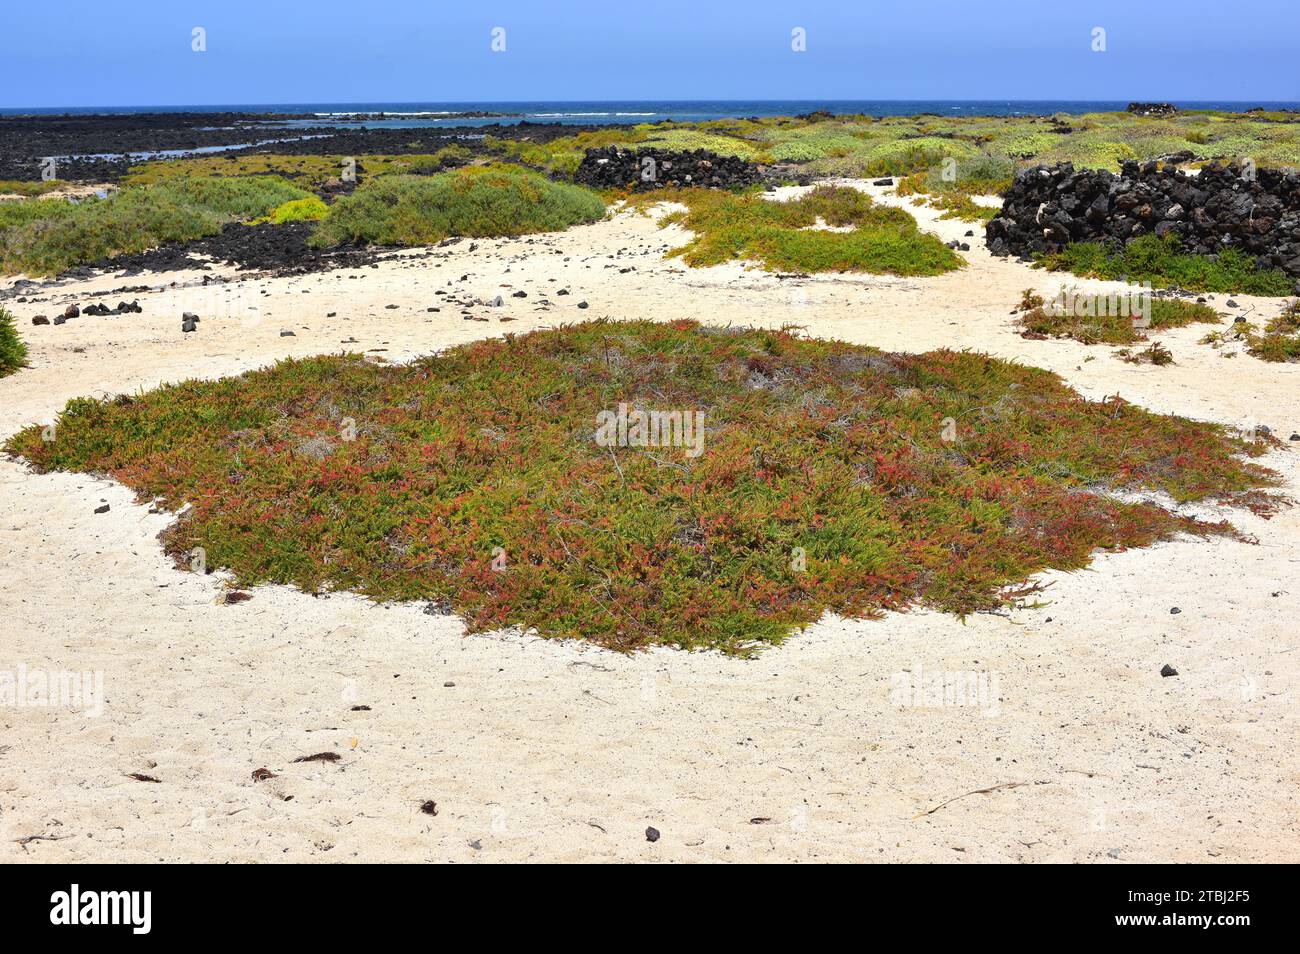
[{"x1": 2, "y1": 1, "x2": 1297, "y2": 108}]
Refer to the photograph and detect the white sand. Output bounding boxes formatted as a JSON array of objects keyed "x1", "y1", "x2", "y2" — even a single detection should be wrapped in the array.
[{"x1": 2, "y1": 182, "x2": 1298, "y2": 862}]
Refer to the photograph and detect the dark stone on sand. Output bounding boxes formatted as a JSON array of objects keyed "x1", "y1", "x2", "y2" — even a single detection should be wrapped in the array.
[
  {"x1": 31, "y1": 315, "x2": 48, "y2": 325},
  {"x1": 94, "y1": 504, "x2": 110, "y2": 514},
  {"x1": 873, "y1": 177, "x2": 894, "y2": 186},
  {"x1": 577, "y1": 301, "x2": 589, "y2": 309},
  {"x1": 63, "y1": 304, "x2": 79, "y2": 319},
  {"x1": 1170, "y1": 607, "x2": 1181, "y2": 614},
  {"x1": 1160, "y1": 664, "x2": 1179, "y2": 677},
  {"x1": 645, "y1": 826, "x2": 660, "y2": 842}
]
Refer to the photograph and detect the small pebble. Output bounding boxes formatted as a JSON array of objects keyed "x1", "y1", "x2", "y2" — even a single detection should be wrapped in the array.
[
  {"x1": 645, "y1": 826, "x2": 660, "y2": 843},
  {"x1": 1160, "y1": 664, "x2": 1179, "y2": 677}
]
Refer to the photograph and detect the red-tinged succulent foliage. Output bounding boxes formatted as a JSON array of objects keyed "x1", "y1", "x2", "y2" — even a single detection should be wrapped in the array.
[{"x1": 5, "y1": 320, "x2": 1283, "y2": 653}]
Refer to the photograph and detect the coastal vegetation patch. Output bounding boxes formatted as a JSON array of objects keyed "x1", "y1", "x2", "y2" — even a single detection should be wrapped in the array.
[
  {"x1": 123, "y1": 147, "x2": 474, "y2": 189},
  {"x1": 652, "y1": 185, "x2": 961, "y2": 275},
  {"x1": 6, "y1": 320, "x2": 1279, "y2": 653},
  {"x1": 1014, "y1": 288, "x2": 1221, "y2": 345},
  {"x1": 308, "y1": 165, "x2": 605, "y2": 247},
  {"x1": 1038, "y1": 234, "x2": 1296, "y2": 297},
  {"x1": 0, "y1": 176, "x2": 314, "y2": 275}
]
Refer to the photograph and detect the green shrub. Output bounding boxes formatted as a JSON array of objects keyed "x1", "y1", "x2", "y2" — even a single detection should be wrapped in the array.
[
  {"x1": 1039, "y1": 234, "x2": 1295, "y2": 296},
  {"x1": 1016, "y1": 289, "x2": 1221, "y2": 345},
  {"x1": 0, "y1": 306, "x2": 28, "y2": 377},
  {"x1": 309, "y1": 165, "x2": 605, "y2": 247},
  {"x1": 0, "y1": 177, "x2": 313, "y2": 275},
  {"x1": 254, "y1": 196, "x2": 329, "y2": 225},
  {"x1": 656, "y1": 185, "x2": 961, "y2": 275}
]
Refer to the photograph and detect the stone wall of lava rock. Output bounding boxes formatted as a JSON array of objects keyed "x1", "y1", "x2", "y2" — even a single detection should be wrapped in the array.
[
  {"x1": 986, "y1": 160, "x2": 1300, "y2": 285},
  {"x1": 574, "y1": 146, "x2": 761, "y2": 191}
]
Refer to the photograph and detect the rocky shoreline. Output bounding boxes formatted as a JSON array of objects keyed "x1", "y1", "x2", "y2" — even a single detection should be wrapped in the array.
[{"x1": 0, "y1": 113, "x2": 603, "y2": 183}]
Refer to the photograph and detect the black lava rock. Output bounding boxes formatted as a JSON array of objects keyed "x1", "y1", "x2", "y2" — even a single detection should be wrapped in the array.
[
  {"x1": 1128, "y1": 103, "x2": 1178, "y2": 116},
  {"x1": 575, "y1": 146, "x2": 761, "y2": 192},
  {"x1": 986, "y1": 160, "x2": 1300, "y2": 280}
]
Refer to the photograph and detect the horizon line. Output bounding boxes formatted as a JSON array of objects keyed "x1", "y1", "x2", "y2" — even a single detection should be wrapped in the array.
[{"x1": 4, "y1": 97, "x2": 1299, "y2": 113}]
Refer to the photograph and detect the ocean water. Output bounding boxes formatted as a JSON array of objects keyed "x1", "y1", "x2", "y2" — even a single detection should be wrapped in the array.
[{"x1": 4, "y1": 100, "x2": 1299, "y2": 127}]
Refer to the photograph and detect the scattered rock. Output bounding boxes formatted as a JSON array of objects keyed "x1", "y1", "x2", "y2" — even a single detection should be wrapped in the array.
[
  {"x1": 63, "y1": 304, "x2": 79, "y2": 319},
  {"x1": 31, "y1": 315, "x2": 48, "y2": 325},
  {"x1": 93, "y1": 504, "x2": 110, "y2": 514},
  {"x1": 420, "y1": 800, "x2": 438, "y2": 816},
  {"x1": 872, "y1": 177, "x2": 894, "y2": 186},
  {"x1": 1160, "y1": 664, "x2": 1179, "y2": 677},
  {"x1": 251, "y1": 768, "x2": 276, "y2": 781},
  {"x1": 280, "y1": 329, "x2": 296, "y2": 337},
  {"x1": 1170, "y1": 606, "x2": 1181, "y2": 614},
  {"x1": 645, "y1": 826, "x2": 660, "y2": 842},
  {"x1": 577, "y1": 301, "x2": 589, "y2": 309}
]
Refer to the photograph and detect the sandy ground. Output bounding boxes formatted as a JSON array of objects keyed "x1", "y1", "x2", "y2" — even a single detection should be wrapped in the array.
[{"x1": 2, "y1": 182, "x2": 1298, "y2": 863}]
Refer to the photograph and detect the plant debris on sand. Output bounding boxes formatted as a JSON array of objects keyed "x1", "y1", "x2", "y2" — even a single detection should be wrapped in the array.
[
  {"x1": 1204, "y1": 300, "x2": 1300, "y2": 362},
  {"x1": 5, "y1": 320, "x2": 1282, "y2": 654}
]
